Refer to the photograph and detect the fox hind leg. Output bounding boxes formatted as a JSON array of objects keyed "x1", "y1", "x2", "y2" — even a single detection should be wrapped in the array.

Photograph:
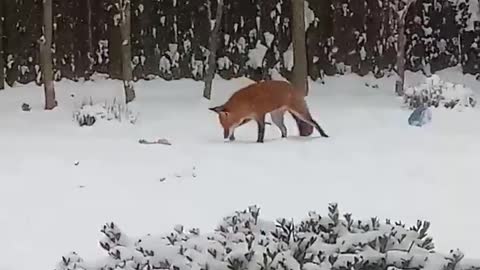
[
  {"x1": 290, "y1": 112, "x2": 313, "y2": 137},
  {"x1": 270, "y1": 110, "x2": 287, "y2": 138},
  {"x1": 289, "y1": 102, "x2": 329, "y2": 138}
]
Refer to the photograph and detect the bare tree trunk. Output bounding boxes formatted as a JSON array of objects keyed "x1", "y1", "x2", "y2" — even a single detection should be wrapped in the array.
[
  {"x1": 86, "y1": 0, "x2": 93, "y2": 54},
  {"x1": 0, "y1": 4, "x2": 4, "y2": 91},
  {"x1": 39, "y1": 0, "x2": 57, "y2": 110},
  {"x1": 395, "y1": 19, "x2": 406, "y2": 95},
  {"x1": 290, "y1": 0, "x2": 313, "y2": 136},
  {"x1": 203, "y1": 0, "x2": 224, "y2": 100},
  {"x1": 119, "y1": 0, "x2": 136, "y2": 103},
  {"x1": 394, "y1": 0, "x2": 415, "y2": 96},
  {"x1": 291, "y1": 0, "x2": 308, "y2": 96},
  {"x1": 84, "y1": 0, "x2": 94, "y2": 80}
]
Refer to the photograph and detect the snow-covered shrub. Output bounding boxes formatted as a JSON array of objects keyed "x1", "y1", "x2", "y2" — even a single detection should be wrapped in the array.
[
  {"x1": 73, "y1": 98, "x2": 138, "y2": 127},
  {"x1": 403, "y1": 75, "x2": 477, "y2": 109},
  {"x1": 55, "y1": 203, "x2": 480, "y2": 270}
]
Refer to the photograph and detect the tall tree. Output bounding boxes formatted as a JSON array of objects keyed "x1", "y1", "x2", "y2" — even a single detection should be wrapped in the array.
[
  {"x1": 203, "y1": 0, "x2": 224, "y2": 100},
  {"x1": 291, "y1": 0, "x2": 313, "y2": 136},
  {"x1": 0, "y1": 1, "x2": 4, "y2": 91},
  {"x1": 86, "y1": 0, "x2": 93, "y2": 55},
  {"x1": 392, "y1": 0, "x2": 415, "y2": 96},
  {"x1": 86, "y1": 0, "x2": 94, "y2": 78},
  {"x1": 39, "y1": 0, "x2": 57, "y2": 110},
  {"x1": 119, "y1": 0, "x2": 136, "y2": 103},
  {"x1": 291, "y1": 0, "x2": 308, "y2": 96}
]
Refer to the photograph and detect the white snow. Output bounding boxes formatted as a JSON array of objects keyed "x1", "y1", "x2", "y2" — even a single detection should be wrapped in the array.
[
  {"x1": 246, "y1": 41, "x2": 268, "y2": 69},
  {"x1": 283, "y1": 44, "x2": 294, "y2": 71},
  {"x1": 1, "y1": 68, "x2": 480, "y2": 270},
  {"x1": 304, "y1": 2, "x2": 315, "y2": 29}
]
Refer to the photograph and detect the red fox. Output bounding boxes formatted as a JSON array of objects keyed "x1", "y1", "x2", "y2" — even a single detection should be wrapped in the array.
[{"x1": 209, "y1": 80, "x2": 329, "y2": 143}]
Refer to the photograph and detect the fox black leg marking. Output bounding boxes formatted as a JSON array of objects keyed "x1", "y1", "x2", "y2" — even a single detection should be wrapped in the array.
[
  {"x1": 229, "y1": 132, "x2": 236, "y2": 141},
  {"x1": 310, "y1": 118, "x2": 329, "y2": 137},
  {"x1": 256, "y1": 115, "x2": 266, "y2": 143}
]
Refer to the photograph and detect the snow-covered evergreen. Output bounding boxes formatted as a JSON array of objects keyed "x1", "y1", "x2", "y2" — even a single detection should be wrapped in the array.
[
  {"x1": 3, "y1": 0, "x2": 480, "y2": 85},
  {"x1": 55, "y1": 204, "x2": 480, "y2": 270}
]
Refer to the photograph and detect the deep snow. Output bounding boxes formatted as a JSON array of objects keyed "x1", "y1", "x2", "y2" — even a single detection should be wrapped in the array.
[{"x1": 1, "y1": 67, "x2": 480, "y2": 270}]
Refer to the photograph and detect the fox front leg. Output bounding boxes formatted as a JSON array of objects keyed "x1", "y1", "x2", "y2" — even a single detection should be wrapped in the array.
[
  {"x1": 229, "y1": 130, "x2": 236, "y2": 141},
  {"x1": 256, "y1": 115, "x2": 266, "y2": 143},
  {"x1": 229, "y1": 119, "x2": 251, "y2": 141}
]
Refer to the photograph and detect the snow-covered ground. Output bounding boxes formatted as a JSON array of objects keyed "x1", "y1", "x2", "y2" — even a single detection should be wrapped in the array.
[{"x1": 1, "y1": 67, "x2": 480, "y2": 270}]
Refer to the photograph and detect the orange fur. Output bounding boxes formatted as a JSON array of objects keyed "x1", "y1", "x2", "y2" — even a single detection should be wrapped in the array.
[{"x1": 209, "y1": 80, "x2": 329, "y2": 143}]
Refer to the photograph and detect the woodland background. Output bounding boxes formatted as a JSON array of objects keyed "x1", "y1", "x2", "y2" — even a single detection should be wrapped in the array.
[{"x1": 1, "y1": 0, "x2": 480, "y2": 88}]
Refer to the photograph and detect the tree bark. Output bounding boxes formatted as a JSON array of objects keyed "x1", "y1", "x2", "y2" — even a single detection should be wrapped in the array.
[
  {"x1": 39, "y1": 0, "x2": 57, "y2": 110},
  {"x1": 86, "y1": 0, "x2": 94, "y2": 77},
  {"x1": 203, "y1": 0, "x2": 224, "y2": 100},
  {"x1": 86, "y1": 0, "x2": 93, "y2": 55},
  {"x1": 0, "y1": 2, "x2": 4, "y2": 91},
  {"x1": 119, "y1": 0, "x2": 136, "y2": 103},
  {"x1": 290, "y1": 0, "x2": 313, "y2": 136},
  {"x1": 291, "y1": 0, "x2": 308, "y2": 96},
  {"x1": 395, "y1": 19, "x2": 406, "y2": 96},
  {"x1": 394, "y1": 0, "x2": 415, "y2": 96}
]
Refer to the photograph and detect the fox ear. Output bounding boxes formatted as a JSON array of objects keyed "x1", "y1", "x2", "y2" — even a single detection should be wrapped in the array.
[{"x1": 209, "y1": 105, "x2": 225, "y2": 113}]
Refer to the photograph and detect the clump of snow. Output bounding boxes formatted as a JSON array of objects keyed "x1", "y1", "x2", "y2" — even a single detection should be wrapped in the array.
[
  {"x1": 404, "y1": 74, "x2": 477, "y2": 109},
  {"x1": 283, "y1": 44, "x2": 294, "y2": 71},
  {"x1": 246, "y1": 41, "x2": 268, "y2": 69},
  {"x1": 54, "y1": 203, "x2": 480, "y2": 270},
  {"x1": 217, "y1": 56, "x2": 232, "y2": 71},
  {"x1": 304, "y1": 2, "x2": 315, "y2": 29},
  {"x1": 73, "y1": 98, "x2": 139, "y2": 126},
  {"x1": 264, "y1": 32, "x2": 275, "y2": 48}
]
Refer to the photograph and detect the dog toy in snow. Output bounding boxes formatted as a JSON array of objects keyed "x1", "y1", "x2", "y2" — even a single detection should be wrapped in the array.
[
  {"x1": 138, "y1": 138, "x2": 172, "y2": 145},
  {"x1": 408, "y1": 106, "x2": 432, "y2": 127}
]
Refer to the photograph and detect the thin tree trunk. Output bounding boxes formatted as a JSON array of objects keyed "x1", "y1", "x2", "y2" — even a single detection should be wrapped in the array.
[
  {"x1": 87, "y1": 0, "x2": 93, "y2": 54},
  {"x1": 291, "y1": 0, "x2": 308, "y2": 96},
  {"x1": 119, "y1": 0, "x2": 136, "y2": 103},
  {"x1": 203, "y1": 0, "x2": 224, "y2": 100},
  {"x1": 39, "y1": 0, "x2": 57, "y2": 110},
  {"x1": 0, "y1": 2, "x2": 4, "y2": 91},
  {"x1": 290, "y1": 0, "x2": 313, "y2": 136},
  {"x1": 86, "y1": 0, "x2": 94, "y2": 58},
  {"x1": 394, "y1": 0, "x2": 415, "y2": 96},
  {"x1": 395, "y1": 19, "x2": 406, "y2": 95},
  {"x1": 85, "y1": 0, "x2": 94, "y2": 79}
]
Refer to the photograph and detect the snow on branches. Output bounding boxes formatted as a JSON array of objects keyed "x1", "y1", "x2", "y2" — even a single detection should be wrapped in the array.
[
  {"x1": 403, "y1": 74, "x2": 477, "y2": 109},
  {"x1": 55, "y1": 203, "x2": 480, "y2": 270}
]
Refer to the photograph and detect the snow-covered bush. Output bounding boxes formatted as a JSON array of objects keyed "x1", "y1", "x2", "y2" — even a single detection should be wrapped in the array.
[
  {"x1": 55, "y1": 203, "x2": 480, "y2": 270},
  {"x1": 73, "y1": 98, "x2": 138, "y2": 127},
  {"x1": 403, "y1": 75, "x2": 477, "y2": 109}
]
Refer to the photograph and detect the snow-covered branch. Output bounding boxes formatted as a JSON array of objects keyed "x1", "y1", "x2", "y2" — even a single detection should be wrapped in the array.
[{"x1": 55, "y1": 203, "x2": 480, "y2": 270}]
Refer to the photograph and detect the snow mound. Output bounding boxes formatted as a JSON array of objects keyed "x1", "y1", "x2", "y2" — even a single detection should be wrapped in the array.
[
  {"x1": 404, "y1": 75, "x2": 477, "y2": 109},
  {"x1": 54, "y1": 203, "x2": 480, "y2": 270},
  {"x1": 73, "y1": 99, "x2": 139, "y2": 126}
]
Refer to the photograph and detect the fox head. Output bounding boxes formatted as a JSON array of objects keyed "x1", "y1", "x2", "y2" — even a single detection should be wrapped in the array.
[{"x1": 209, "y1": 105, "x2": 238, "y2": 139}]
